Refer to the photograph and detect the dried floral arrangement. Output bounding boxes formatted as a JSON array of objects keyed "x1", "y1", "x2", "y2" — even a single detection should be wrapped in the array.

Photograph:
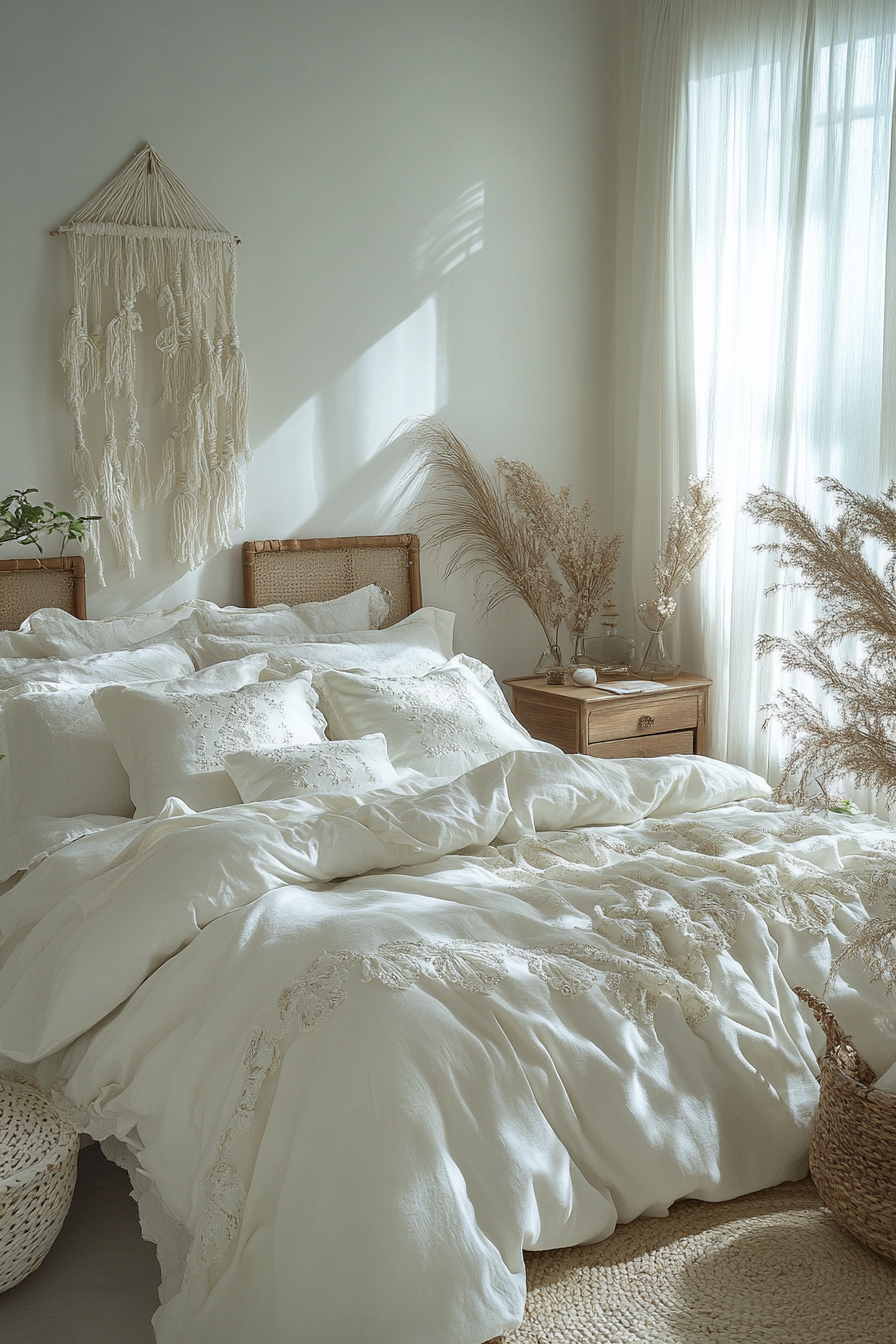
[
  {"x1": 413, "y1": 419, "x2": 623, "y2": 657},
  {"x1": 638, "y1": 474, "x2": 721, "y2": 632},
  {"x1": 744, "y1": 477, "x2": 896, "y2": 809},
  {"x1": 745, "y1": 478, "x2": 896, "y2": 1005}
]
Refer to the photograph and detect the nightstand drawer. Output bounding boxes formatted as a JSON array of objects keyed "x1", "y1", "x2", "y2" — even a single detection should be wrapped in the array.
[
  {"x1": 588, "y1": 729, "x2": 696, "y2": 759},
  {"x1": 587, "y1": 694, "x2": 698, "y2": 745},
  {"x1": 504, "y1": 673, "x2": 711, "y2": 758}
]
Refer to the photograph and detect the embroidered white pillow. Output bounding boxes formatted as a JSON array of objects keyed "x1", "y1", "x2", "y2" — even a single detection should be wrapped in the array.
[
  {"x1": 195, "y1": 584, "x2": 390, "y2": 640},
  {"x1": 94, "y1": 671, "x2": 328, "y2": 817},
  {"x1": 0, "y1": 653, "x2": 273, "y2": 879},
  {"x1": 315, "y1": 659, "x2": 548, "y2": 778},
  {"x1": 225, "y1": 734, "x2": 399, "y2": 803}
]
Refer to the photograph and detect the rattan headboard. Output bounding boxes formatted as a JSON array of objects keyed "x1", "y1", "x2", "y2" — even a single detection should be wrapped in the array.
[
  {"x1": 242, "y1": 534, "x2": 422, "y2": 627},
  {"x1": 0, "y1": 556, "x2": 86, "y2": 630}
]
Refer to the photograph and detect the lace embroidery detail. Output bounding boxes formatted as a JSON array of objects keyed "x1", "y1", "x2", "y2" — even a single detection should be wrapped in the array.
[
  {"x1": 169, "y1": 684, "x2": 298, "y2": 773},
  {"x1": 185, "y1": 796, "x2": 896, "y2": 1283},
  {"x1": 261, "y1": 741, "x2": 379, "y2": 792},
  {"x1": 377, "y1": 672, "x2": 500, "y2": 760},
  {"x1": 194, "y1": 1133, "x2": 247, "y2": 1270},
  {"x1": 186, "y1": 935, "x2": 610, "y2": 1277}
]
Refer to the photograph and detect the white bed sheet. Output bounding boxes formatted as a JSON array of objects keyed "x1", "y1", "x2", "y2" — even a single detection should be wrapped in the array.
[{"x1": 0, "y1": 750, "x2": 893, "y2": 1344}]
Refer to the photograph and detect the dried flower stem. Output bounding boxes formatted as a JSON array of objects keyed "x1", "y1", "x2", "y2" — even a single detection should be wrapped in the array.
[
  {"x1": 498, "y1": 459, "x2": 624, "y2": 636},
  {"x1": 639, "y1": 474, "x2": 720, "y2": 630},
  {"x1": 413, "y1": 421, "x2": 565, "y2": 648},
  {"x1": 413, "y1": 419, "x2": 622, "y2": 648},
  {"x1": 745, "y1": 477, "x2": 896, "y2": 808}
]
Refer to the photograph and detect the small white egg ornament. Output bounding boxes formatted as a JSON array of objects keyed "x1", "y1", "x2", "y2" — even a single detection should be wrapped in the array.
[{"x1": 571, "y1": 667, "x2": 597, "y2": 687}]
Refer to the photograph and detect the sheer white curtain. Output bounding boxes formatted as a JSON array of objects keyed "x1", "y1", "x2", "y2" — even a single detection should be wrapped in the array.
[{"x1": 614, "y1": 0, "x2": 896, "y2": 802}]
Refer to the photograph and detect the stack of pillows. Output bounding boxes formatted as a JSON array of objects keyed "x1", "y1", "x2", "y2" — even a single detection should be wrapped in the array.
[{"x1": 0, "y1": 585, "x2": 553, "y2": 882}]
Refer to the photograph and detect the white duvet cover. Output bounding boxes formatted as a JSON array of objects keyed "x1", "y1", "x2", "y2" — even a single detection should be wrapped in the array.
[{"x1": 1, "y1": 750, "x2": 894, "y2": 1344}]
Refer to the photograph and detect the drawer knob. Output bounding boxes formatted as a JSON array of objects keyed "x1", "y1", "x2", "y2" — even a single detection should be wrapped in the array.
[{"x1": 637, "y1": 714, "x2": 655, "y2": 730}]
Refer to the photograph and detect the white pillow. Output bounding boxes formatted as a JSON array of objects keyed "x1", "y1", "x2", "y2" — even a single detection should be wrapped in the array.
[
  {"x1": 195, "y1": 585, "x2": 390, "y2": 640},
  {"x1": 314, "y1": 658, "x2": 549, "y2": 778},
  {"x1": 0, "y1": 625, "x2": 45, "y2": 658},
  {"x1": 309, "y1": 606, "x2": 454, "y2": 657},
  {"x1": 94, "y1": 669, "x2": 328, "y2": 817},
  {"x1": 0, "y1": 653, "x2": 274, "y2": 879},
  {"x1": 0, "y1": 642, "x2": 194, "y2": 690},
  {"x1": 225, "y1": 734, "x2": 399, "y2": 803},
  {"x1": 29, "y1": 602, "x2": 210, "y2": 658},
  {"x1": 2, "y1": 681, "x2": 134, "y2": 821},
  {"x1": 189, "y1": 606, "x2": 455, "y2": 670}
]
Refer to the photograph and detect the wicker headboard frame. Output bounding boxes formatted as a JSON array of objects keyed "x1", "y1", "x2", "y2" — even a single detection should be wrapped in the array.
[
  {"x1": 242, "y1": 534, "x2": 422, "y2": 627},
  {"x1": 0, "y1": 556, "x2": 87, "y2": 631}
]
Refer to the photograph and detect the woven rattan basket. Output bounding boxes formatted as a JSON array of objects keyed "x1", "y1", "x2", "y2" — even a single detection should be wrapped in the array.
[
  {"x1": 0, "y1": 1077, "x2": 79, "y2": 1292},
  {"x1": 795, "y1": 986, "x2": 896, "y2": 1261}
]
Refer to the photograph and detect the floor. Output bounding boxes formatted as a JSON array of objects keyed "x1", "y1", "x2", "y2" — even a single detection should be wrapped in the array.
[{"x1": 0, "y1": 1142, "x2": 161, "y2": 1344}]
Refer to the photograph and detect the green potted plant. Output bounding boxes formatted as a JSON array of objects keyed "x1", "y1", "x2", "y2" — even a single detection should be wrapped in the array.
[
  {"x1": 0, "y1": 488, "x2": 99, "y2": 554},
  {"x1": 0, "y1": 488, "x2": 100, "y2": 630}
]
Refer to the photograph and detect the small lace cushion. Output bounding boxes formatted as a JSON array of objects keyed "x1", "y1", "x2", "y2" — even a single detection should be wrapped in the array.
[
  {"x1": 225, "y1": 734, "x2": 399, "y2": 803},
  {"x1": 315, "y1": 659, "x2": 544, "y2": 778},
  {"x1": 94, "y1": 668, "x2": 329, "y2": 817}
]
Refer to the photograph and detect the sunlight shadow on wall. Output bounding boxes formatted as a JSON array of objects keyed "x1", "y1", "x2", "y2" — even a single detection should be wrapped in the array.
[
  {"x1": 245, "y1": 294, "x2": 440, "y2": 542},
  {"x1": 116, "y1": 175, "x2": 491, "y2": 610},
  {"x1": 415, "y1": 183, "x2": 485, "y2": 283}
]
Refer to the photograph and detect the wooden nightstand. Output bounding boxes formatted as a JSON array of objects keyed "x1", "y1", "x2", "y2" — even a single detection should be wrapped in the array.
[{"x1": 504, "y1": 673, "x2": 711, "y2": 759}]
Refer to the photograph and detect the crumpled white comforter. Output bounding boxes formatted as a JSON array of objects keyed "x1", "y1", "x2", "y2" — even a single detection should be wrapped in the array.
[{"x1": 1, "y1": 750, "x2": 894, "y2": 1344}]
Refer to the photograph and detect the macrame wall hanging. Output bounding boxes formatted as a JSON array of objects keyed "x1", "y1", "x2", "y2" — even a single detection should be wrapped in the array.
[{"x1": 54, "y1": 143, "x2": 250, "y2": 583}]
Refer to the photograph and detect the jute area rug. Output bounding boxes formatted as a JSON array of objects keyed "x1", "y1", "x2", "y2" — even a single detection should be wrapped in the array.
[{"x1": 485, "y1": 1179, "x2": 896, "y2": 1344}]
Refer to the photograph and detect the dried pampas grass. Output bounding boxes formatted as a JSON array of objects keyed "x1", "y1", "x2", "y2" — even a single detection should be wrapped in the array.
[
  {"x1": 413, "y1": 419, "x2": 622, "y2": 650},
  {"x1": 745, "y1": 477, "x2": 896, "y2": 808},
  {"x1": 499, "y1": 459, "x2": 624, "y2": 637}
]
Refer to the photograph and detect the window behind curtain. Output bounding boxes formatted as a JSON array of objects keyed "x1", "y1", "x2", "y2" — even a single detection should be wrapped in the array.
[{"x1": 677, "y1": 3, "x2": 896, "y2": 806}]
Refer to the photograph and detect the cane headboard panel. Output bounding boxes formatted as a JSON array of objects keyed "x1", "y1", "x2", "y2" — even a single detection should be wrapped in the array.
[
  {"x1": 0, "y1": 556, "x2": 87, "y2": 630},
  {"x1": 242, "y1": 534, "x2": 422, "y2": 627}
]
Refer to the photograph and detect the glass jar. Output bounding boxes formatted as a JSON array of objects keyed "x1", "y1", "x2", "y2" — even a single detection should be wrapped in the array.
[{"x1": 636, "y1": 602, "x2": 680, "y2": 679}]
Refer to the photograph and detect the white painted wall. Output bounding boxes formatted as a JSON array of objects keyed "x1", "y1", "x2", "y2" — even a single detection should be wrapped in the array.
[{"x1": 0, "y1": 0, "x2": 618, "y2": 686}]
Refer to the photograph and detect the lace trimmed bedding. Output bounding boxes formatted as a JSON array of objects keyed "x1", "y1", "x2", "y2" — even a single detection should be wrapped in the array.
[{"x1": 1, "y1": 750, "x2": 894, "y2": 1344}]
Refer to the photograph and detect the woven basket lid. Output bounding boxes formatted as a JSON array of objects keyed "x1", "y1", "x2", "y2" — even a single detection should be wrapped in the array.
[{"x1": 0, "y1": 1079, "x2": 79, "y2": 1190}]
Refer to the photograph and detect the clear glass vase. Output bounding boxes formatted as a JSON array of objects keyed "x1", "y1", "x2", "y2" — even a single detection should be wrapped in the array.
[
  {"x1": 570, "y1": 631, "x2": 591, "y2": 665},
  {"x1": 638, "y1": 630, "x2": 680, "y2": 679},
  {"x1": 636, "y1": 610, "x2": 680, "y2": 680},
  {"x1": 533, "y1": 644, "x2": 564, "y2": 676}
]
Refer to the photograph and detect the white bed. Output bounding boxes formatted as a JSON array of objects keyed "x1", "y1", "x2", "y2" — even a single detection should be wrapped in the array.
[{"x1": 0, "y1": 559, "x2": 894, "y2": 1344}]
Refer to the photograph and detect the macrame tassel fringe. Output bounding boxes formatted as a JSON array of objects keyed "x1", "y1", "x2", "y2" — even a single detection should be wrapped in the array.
[
  {"x1": 60, "y1": 306, "x2": 86, "y2": 413},
  {"x1": 222, "y1": 335, "x2": 251, "y2": 463},
  {"x1": 57, "y1": 145, "x2": 250, "y2": 575},
  {"x1": 123, "y1": 404, "x2": 151, "y2": 512},
  {"x1": 84, "y1": 326, "x2": 105, "y2": 396},
  {"x1": 70, "y1": 421, "x2": 104, "y2": 587},
  {"x1": 105, "y1": 305, "x2": 141, "y2": 400},
  {"x1": 101, "y1": 432, "x2": 140, "y2": 580},
  {"x1": 155, "y1": 433, "x2": 178, "y2": 505}
]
